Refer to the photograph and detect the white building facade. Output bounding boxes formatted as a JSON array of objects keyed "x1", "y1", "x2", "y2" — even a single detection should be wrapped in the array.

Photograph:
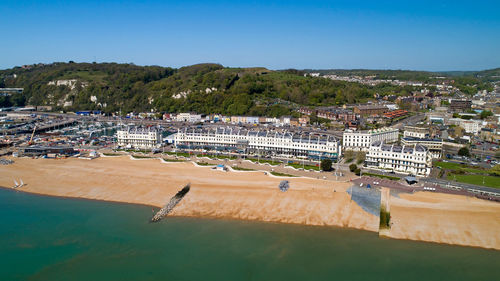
[
  {"x1": 403, "y1": 126, "x2": 429, "y2": 139},
  {"x1": 117, "y1": 126, "x2": 162, "y2": 149},
  {"x1": 343, "y1": 128, "x2": 399, "y2": 152},
  {"x1": 401, "y1": 137, "x2": 443, "y2": 159},
  {"x1": 176, "y1": 113, "x2": 202, "y2": 123},
  {"x1": 365, "y1": 141, "x2": 432, "y2": 176},
  {"x1": 174, "y1": 127, "x2": 341, "y2": 160}
]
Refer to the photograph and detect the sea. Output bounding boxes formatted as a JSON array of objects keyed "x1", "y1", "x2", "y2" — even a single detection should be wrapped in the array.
[{"x1": 1, "y1": 188, "x2": 499, "y2": 281}]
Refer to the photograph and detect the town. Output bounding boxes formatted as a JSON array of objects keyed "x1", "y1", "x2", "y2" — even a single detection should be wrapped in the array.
[{"x1": 2, "y1": 84, "x2": 499, "y2": 201}]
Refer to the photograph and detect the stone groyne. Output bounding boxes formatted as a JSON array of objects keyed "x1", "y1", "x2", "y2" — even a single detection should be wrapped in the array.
[{"x1": 150, "y1": 183, "x2": 190, "y2": 222}]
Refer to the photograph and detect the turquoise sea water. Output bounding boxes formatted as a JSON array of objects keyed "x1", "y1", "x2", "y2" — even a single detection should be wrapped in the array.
[{"x1": 1, "y1": 188, "x2": 499, "y2": 281}]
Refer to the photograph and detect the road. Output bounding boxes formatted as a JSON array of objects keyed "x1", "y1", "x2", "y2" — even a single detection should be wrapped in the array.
[
  {"x1": 390, "y1": 113, "x2": 425, "y2": 129},
  {"x1": 360, "y1": 167, "x2": 500, "y2": 197},
  {"x1": 420, "y1": 177, "x2": 500, "y2": 197}
]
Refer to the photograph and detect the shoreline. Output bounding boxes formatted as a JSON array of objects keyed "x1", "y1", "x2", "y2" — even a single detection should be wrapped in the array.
[
  {"x1": 1, "y1": 156, "x2": 499, "y2": 250},
  {"x1": 3, "y1": 186, "x2": 499, "y2": 253}
]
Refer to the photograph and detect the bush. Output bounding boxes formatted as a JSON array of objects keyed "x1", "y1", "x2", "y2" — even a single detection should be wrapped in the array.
[
  {"x1": 320, "y1": 159, "x2": 332, "y2": 171},
  {"x1": 349, "y1": 164, "x2": 357, "y2": 172}
]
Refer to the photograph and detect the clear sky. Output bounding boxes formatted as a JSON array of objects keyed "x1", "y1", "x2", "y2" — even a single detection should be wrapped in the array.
[{"x1": 1, "y1": 0, "x2": 499, "y2": 71}]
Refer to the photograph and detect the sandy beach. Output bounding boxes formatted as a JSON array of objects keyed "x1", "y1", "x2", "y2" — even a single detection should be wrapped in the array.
[
  {"x1": 1, "y1": 156, "x2": 499, "y2": 250},
  {"x1": 0, "y1": 156, "x2": 378, "y2": 231}
]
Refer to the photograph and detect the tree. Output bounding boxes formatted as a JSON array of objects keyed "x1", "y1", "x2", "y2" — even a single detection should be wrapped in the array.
[
  {"x1": 354, "y1": 168, "x2": 361, "y2": 176},
  {"x1": 356, "y1": 152, "x2": 366, "y2": 165},
  {"x1": 344, "y1": 150, "x2": 354, "y2": 160},
  {"x1": 321, "y1": 159, "x2": 332, "y2": 171},
  {"x1": 349, "y1": 164, "x2": 357, "y2": 172},
  {"x1": 458, "y1": 147, "x2": 470, "y2": 157},
  {"x1": 491, "y1": 164, "x2": 500, "y2": 176},
  {"x1": 480, "y1": 110, "x2": 493, "y2": 119}
]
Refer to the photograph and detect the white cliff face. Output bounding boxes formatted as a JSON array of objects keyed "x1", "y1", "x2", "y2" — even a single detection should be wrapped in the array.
[
  {"x1": 172, "y1": 90, "x2": 191, "y2": 99},
  {"x1": 48, "y1": 79, "x2": 89, "y2": 90},
  {"x1": 205, "y1": 87, "x2": 217, "y2": 93}
]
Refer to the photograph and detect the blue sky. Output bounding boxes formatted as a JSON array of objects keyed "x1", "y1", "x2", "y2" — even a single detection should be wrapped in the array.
[{"x1": 1, "y1": 0, "x2": 499, "y2": 71}]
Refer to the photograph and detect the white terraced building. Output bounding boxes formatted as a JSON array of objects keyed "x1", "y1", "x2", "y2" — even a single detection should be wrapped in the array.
[
  {"x1": 365, "y1": 141, "x2": 432, "y2": 176},
  {"x1": 174, "y1": 127, "x2": 341, "y2": 160},
  {"x1": 117, "y1": 126, "x2": 162, "y2": 149},
  {"x1": 401, "y1": 137, "x2": 443, "y2": 159},
  {"x1": 403, "y1": 126, "x2": 429, "y2": 139},
  {"x1": 342, "y1": 128, "x2": 399, "y2": 152}
]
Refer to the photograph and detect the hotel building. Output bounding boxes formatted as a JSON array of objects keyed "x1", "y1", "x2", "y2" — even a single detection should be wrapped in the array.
[
  {"x1": 365, "y1": 141, "x2": 432, "y2": 176},
  {"x1": 174, "y1": 126, "x2": 341, "y2": 160},
  {"x1": 403, "y1": 126, "x2": 429, "y2": 139},
  {"x1": 342, "y1": 128, "x2": 399, "y2": 151},
  {"x1": 401, "y1": 137, "x2": 443, "y2": 159},
  {"x1": 117, "y1": 126, "x2": 162, "y2": 149}
]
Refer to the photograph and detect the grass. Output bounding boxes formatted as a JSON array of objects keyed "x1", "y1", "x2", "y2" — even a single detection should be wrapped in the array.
[
  {"x1": 162, "y1": 158, "x2": 185, "y2": 162},
  {"x1": 231, "y1": 166, "x2": 254, "y2": 171},
  {"x1": 204, "y1": 155, "x2": 237, "y2": 160},
  {"x1": 195, "y1": 162, "x2": 214, "y2": 166},
  {"x1": 163, "y1": 151, "x2": 191, "y2": 158},
  {"x1": 131, "y1": 155, "x2": 152, "y2": 159},
  {"x1": 270, "y1": 171, "x2": 297, "y2": 177},
  {"x1": 285, "y1": 163, "x2": 320, "y2": 171},
  {"x1": 248, "y1": 158, "x2": 281, "y2": 165},
  {"x1": 102, "y1": 153, "x2": 122, "y2": 156},
  {"x1": 59, "y1": 70, "x2": 107, "y2": 83},
  {"x1": 447, "y1": 174, "x2": 500, "y2": 189},
  {"x1": 434, "y1": 161, "x2": 491, "y2": 175},
  {"x1": 362, "y1": 172, "x2": 400, "y2": 181}
]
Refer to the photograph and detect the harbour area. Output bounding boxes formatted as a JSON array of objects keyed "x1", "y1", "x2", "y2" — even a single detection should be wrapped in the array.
[{"x1": 1, "y1": 155, "x2": 499, "y2": 250}]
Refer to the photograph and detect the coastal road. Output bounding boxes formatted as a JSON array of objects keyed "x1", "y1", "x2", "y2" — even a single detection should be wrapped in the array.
[{"x1": 420, "y1": 177, "x2": 500, "y2": 197}]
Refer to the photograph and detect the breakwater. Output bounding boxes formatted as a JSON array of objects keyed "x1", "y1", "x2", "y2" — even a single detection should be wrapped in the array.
[{"x1": 150, "y1": 183, "x2": 190, "y2": 222}]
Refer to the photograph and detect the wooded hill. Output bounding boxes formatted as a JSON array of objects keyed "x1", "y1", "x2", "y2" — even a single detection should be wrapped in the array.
[{"x1": 1, "y1": 62, "x2": 495, "y2": 116}]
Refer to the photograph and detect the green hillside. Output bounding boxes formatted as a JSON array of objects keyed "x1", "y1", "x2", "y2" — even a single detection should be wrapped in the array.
[{"x1": 1, "y1": 62, "x2": 495, "y2": 116}]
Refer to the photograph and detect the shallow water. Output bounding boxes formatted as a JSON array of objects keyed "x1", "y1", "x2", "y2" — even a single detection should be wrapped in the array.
[{"x1": 0, "y1": 188, "x2": 499, "y2": 281}]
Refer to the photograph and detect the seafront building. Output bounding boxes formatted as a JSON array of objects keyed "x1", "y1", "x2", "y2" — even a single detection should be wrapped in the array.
[
  {"x1": 403, "y1": 126, "x2": 430, "y2": 139},
  {"x1": 117, "y1": 126, "x2": 162, "y2": 149},
  {"x1": 342, "y1": 128, "x2": 399, "y2": 151},
  {"x1": 365, "y1": 141, "x2": 432, "y2": 176},
  {"x1": 401, "y1": 137, "x2": 443, "y2": 159},
  {"x1": 174, "y1": 126, "x2": 341, "y2": 160}
]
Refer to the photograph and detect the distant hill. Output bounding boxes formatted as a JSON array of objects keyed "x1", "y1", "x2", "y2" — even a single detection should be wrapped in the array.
[
  {"x1": 305, "y1": 68, "x2": 500, "y2": 83},
  {"x1": 0, "y1": 62, "x2": 495, "y2": 115}
]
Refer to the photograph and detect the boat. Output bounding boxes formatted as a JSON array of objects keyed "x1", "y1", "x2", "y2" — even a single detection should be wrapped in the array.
[
  {"x1": 13, "y1": 179, "x2": 19, "y2": 188},
  {"x1": 19, "y1": 179, "x2": 24, "y2": 187}
]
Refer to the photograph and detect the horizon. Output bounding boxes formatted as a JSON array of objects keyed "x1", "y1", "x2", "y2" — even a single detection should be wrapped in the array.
[
  {"x1": 1, "y1": 0, "x2": 500, "y2": 71},
  {"x1": 2, "y1": 60, "x2": 499, "y2": 73}
]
